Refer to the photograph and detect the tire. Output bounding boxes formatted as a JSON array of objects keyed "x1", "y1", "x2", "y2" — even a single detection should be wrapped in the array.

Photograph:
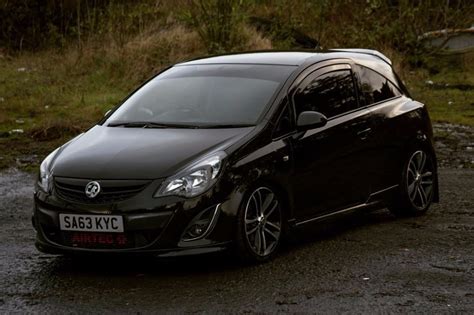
[
  {"x1": 235, "y1": 186, "x2": 284, "y2": 263},
  {"x1": 389, "y1": 148, "x2": 436, "y2": 217}
]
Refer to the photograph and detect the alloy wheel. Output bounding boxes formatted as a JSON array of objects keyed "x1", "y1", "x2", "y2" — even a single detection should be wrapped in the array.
[
  {"x1": 244, "y1": 187, "x2": 282, "y2": 257},
  {"x1": 407, "y1": 150, "x2": 434, "y2": 210}
]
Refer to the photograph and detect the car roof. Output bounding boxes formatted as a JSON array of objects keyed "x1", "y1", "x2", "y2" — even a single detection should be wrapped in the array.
[
  {"x1": 178, "y1": 52, "x2": 317, "y2": 66},
  {"x1": 176, "y1": 50, "x2": 392, "y2": 67}
]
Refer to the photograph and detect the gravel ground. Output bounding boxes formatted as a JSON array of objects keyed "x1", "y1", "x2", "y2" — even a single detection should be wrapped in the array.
[
  {"x1": 0, "y1": 167, "x2": 473, "y2": 313},
  {"x1": 434, "y1": 123, "x2": 474, "y2": 169}
]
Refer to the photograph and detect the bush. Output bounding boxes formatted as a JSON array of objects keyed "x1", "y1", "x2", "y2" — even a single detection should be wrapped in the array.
[
  {"x1": 0, "y1": 0, "x2": 163, "y2": 50},
  {"x1": 180, "y1": 0, "x2": 249, "y2": 54}
]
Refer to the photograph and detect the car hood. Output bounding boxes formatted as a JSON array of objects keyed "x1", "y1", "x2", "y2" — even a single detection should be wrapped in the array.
[{"x1": 52, "y1": 125, "x2": 254, "y2": 179}]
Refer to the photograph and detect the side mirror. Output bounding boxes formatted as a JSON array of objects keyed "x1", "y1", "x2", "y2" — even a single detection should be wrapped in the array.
[{"x1": 297, "y1": 111, "x2": 328, "y2": 130}]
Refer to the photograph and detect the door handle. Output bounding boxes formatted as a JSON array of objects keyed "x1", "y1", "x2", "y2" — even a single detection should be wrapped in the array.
[{"x1": 357, "y1": 128, "x2": 372, "y2": 139}]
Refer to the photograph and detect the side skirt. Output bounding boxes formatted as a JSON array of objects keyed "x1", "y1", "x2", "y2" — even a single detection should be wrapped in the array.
[{"x1": 291, "y1": 184, "x2": 399, "y2": 227}]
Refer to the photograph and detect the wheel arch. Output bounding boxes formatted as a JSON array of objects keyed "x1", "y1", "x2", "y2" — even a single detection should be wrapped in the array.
[
  {"x1": 402, "y1": 133, "x2": 440, "y2": 203},
  {"x1": 230, "y1": 176, "x2": 294, "y2": 228}
]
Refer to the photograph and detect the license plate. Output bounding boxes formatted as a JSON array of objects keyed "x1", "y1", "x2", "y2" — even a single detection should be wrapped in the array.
[{"x1": 59, "y1": 214, "x2": 124, "y2": 233}]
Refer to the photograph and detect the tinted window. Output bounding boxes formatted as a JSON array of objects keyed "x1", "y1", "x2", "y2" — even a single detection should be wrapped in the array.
[
  {"x1": 356, "y1": 65, "x2": 401, "y2": 106},
  {"x1": 294, "y1": 70, "x2": 358, "y2": 118},
  {"x1": 107, "y1": 64, "x2": 296, "y2": 127}
]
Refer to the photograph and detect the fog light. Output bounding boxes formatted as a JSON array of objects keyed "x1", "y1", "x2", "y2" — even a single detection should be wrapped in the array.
[
  {"x1": 192, "y1": 225, "x2": 204, "y2": 236},
  {"x1": 181, "y1": 204, "x2": 220, "y2": 242}
]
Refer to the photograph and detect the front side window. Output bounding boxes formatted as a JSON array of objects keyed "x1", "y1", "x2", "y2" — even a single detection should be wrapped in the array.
[
  {"x1": 355, "y1": 65, "x2": 401, "y2": 106},
  {"x1": 294, "y1": 69, "x2": 358, "y2": 118},
  {"x1": 106, "y1": 64, "x2": 296, "y2": 127}
]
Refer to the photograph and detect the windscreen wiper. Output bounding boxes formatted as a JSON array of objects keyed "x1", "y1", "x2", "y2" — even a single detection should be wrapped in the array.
[
  {"x1": 193, "y1": 124, "x2": 255, "y2": 129},
  {"x1": 107, "y1": 121, "x2": 200, "y2": 129}
]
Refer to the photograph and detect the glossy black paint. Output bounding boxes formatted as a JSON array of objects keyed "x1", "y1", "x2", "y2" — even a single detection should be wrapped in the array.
[
  {"x1": 33, "y1": 50, "x2": 439, "y2": 257},
  {"x1": 52, "y1": 125, "x2": 253, "y2": 179}
]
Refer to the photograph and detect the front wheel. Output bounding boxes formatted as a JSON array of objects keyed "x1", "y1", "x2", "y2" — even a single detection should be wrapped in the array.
[
  {"x1": 235, "y1": 186, "x2": 283, "y2": 263},
  {"x1": 389, "y1": 149, "x2": 435, "y2": 216}
]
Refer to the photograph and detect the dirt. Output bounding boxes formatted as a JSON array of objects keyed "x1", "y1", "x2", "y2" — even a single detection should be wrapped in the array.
[{"x1": 0, "y1": 167, "x2": 473, "y2": 313}]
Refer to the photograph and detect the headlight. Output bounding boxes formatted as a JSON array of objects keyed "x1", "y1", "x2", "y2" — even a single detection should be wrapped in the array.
[
  {"x1": 38, "y1": 148, "x2": 60, "y2": 193},
  {"x1": 154, "y1": 151, "x2": 226, "y2": 198}
]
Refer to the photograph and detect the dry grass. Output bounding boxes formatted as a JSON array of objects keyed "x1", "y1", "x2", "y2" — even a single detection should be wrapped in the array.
[
  {"x1": 1, "y1": 0, "x2": 472, "y2": 172},
  {"x1": 240, "y1": 26, "x2": 273, "y2": 51},
  {"x1": 46, "y1": 22, "x2": 271, "y2": 88},
  {"x1": 51, "y1": 22, "x2": 206, "y2": 87},
  {"x1": 0, "y1": 20, "x2": 274, "y2": 170},
  {"x1": 380, "y1": 46, "x2": 409, "y2": 78}
]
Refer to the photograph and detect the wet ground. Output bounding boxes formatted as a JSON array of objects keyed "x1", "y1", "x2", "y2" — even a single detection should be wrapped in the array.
[
  {"x1": 0, "y1": 168, "x2": 473, "y2": 313},
  {"x1": 434, "y1": 123, "x2": 474, "y2": 169}
]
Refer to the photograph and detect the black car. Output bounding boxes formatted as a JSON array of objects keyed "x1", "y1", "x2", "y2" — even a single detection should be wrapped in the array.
[{"x1": 33, "y1": 49, "x2": 439, "y2": 262}]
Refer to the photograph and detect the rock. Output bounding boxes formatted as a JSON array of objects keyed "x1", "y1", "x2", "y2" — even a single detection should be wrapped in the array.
[
  {"x1": 15, "y1": 155, "x2": 39, "y2": 166},
  {"x1": 9, "y1": 129, "x2": 24, "y2": 134}
]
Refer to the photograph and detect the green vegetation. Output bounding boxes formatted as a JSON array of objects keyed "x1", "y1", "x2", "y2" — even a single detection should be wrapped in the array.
[
  {"x1": 0, "y1": 52, "x2": 126, "y2": 170},
  {"x1": 406, "y1": 52, "x2": 474, "y2": 126},
  {"x1": 0, "y1": 0, "x2": 473, "y2": 171}
]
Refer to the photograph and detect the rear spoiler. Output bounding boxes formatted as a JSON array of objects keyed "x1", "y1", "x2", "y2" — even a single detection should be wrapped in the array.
[{"x1": 329, "y1": 48, "x2": 392, "y2": 65}]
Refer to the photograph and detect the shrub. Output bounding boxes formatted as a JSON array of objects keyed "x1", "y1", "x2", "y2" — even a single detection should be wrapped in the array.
[{"x1": 180, "y1": 0, "x2": 249, "y2": 54}]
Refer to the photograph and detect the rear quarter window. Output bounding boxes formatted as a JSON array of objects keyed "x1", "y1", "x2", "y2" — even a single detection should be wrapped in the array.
[{"x1": 355, "y1": 65, "x2": 401, "y2": 106}]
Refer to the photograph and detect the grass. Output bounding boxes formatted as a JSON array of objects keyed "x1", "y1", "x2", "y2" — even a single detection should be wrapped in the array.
[
  {"x1": 0, "y1": 23, "x2": 273, "y2": 171},
  {"x1": 404, "y1": 52, "x2": 474, "y2": 126},
  {"x1": 1, "y1": 1, "x2": 472, "y2": 175},
  {"x1": 0, "y1": 52, "x2": 128, "y2": 171},
  {"x1": 0, "y1": 31, "x2": 472, "y2": 172}
]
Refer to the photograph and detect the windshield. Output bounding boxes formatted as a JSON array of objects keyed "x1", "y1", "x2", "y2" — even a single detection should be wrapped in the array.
[{"x1": 106, "y1": 64, "x2": 296, "y2": 127}]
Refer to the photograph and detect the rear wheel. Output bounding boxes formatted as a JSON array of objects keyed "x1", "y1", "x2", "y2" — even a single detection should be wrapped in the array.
[
  {"x1": 235, "y1": 186, "x2": 283, "y2": 263},
  {"x1": 389, "y1": 149, "x2": 435, "y2": 216}
]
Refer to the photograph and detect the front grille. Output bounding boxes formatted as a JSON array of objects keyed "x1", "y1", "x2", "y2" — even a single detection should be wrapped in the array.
[{"x1": 54, "y1": 177, "x2": 150, "y2": 204}]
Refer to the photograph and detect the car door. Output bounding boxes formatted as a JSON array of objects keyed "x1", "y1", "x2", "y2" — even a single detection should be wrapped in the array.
[
  {"x1": 352, "y1": 64, "x2": 405, "y2": 193},
  {"x1": 290, "y1": 64, "x2": 376, "y2": 220}
]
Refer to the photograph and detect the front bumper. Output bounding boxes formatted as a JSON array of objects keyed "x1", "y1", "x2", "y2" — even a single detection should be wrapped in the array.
[
  {"x1": 34, "y1": 236, "x2": 231, "y2": 257},
  {"x1": 32, "y1": 188, "x2": 237, "y2": 256}
]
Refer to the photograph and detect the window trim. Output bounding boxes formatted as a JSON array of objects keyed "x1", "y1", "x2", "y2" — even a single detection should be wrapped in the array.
[
  {"x1": 271, "y1": 100, "x2": 297, "y2": 140},
  {"x1": 356, "y1": 94, "x2": 403, "y2": 111}
]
